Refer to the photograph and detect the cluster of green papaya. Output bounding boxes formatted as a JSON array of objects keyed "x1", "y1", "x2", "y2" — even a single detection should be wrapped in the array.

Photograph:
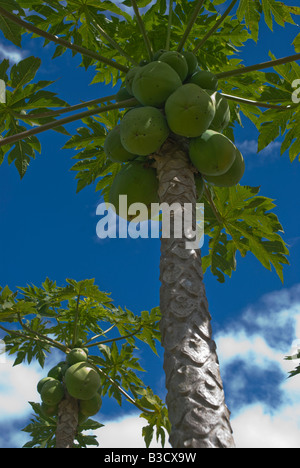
[
  {"x1": 36, "y1": 346, "x2": 102, "y2": 423},
  {"x1": 104, "y1": 50, "x2": 245, "y2": 219}
]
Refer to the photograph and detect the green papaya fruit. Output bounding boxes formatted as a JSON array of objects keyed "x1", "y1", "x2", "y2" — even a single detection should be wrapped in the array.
[
  {"x1": 120, "y1": 106, "x2": 169, "y2": 156},
  {"x1": 189, "y1": 130, "x2": 236, "y2": 176},
  {"x1": 165, "y1": 84, "x2": 215, "y2": 137},
  {"x1": 109, "y1": 161, "x2": 159, "y2": 222},
  {"x1": 159, "y1": 51, "x2": 188, "y2": 81},
  {"x1": 104, "y1": 125, "x2": 137, "y2": 163},
  {"x1": 132, "y1": 61, "x2": 182, "y2": 107},
  {"x1": 204, "y1": 148, "x2": 245, "y2": 187},
  {"x1": 188, "y1": 70, "x2": 218, "y2": 91}
]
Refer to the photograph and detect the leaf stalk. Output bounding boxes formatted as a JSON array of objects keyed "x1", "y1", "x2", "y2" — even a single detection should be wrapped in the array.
[
  {"x1": 0, "y1": 98, "x2": 138, "y2": 148},
  {"x1": 193, "y1": 0, "x2": 238, "y2": 53},
  {"x1": 216, "y1": 53, "x2": 300, "y2": 79},
  {"x1": 0, "y1": 6, "x2": 129, "y2": 73},
  {"x1": 177, "y1": 0, "x2": 205, "y2": 52}
]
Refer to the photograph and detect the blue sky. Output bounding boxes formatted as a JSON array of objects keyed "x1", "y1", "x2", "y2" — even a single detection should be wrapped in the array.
[{"x1": 1, "y1": 1, "x2": 300, "y2": 448}]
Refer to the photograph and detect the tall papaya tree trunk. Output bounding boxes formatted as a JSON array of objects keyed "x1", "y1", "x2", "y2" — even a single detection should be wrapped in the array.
[
  {"x1": 154, "y1": 136, "x2": 235, "y2": 449},
  {"x1": 55, "y1": 390, "x2": 78, "y2": 448}
]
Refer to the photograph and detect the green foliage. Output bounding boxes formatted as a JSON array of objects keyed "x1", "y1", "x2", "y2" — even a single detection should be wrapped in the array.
[
  {"x1": 202, "y1": 185, "x2": 289, "y2": 283},
  {"x1": 284, "y1": 345, "x2": 300, "y2": 379},
  {"x1": 0, "y1": 0, "x2": 299, "y2": 177},
  {"x1": 0, "y1": 55, "x2": 69, "y2": 177},
  {"x1": 22, "y1": 401, "x2": 103, "y2": 448},
  {"x1": 0, "y1": 278, "x2": 168, "y2": 448},
  {"x1": 0, "y1": 0, "x2": 299, "y2": 444}
]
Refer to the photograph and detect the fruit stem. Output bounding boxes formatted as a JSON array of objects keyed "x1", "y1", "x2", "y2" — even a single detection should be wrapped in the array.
[
  {"x1": 0, "y1": 98, "x2": 138, "y2": 149},
  {"x1": 177, "y1": 0, "x2": 205, "y2": 53},
  {"x1": 72, "y1": 294, "x2": 81, "y2": 348},
  {"x1": 89, "y1": 15, "x2": 139, "y2": 66},
  {"x1": 85, "y1": 326, "x2": 142, "y2": 348},
  {"x1": 131, "y1": 0, "x2": 154, "y2": 60},
  {"x1": 216, "y1": 53, "x2": 300, "y2": 79},
  {"x1": 166, "y1": 0, "x2": 173, "y2": 51},
  {"x1": 94, "y1": 365, "x2": 153, "y2": 414},
  {"x1": 204, "y1": 184, "x2": 223, "y2": 225},
  {"x1": 193, "y1": 0, "x2": 239, "y2": 53},
  {"x1": 84, "y1": 324, "x2": 117, "y2": 345},
  {"x1": 220, "y1": 92, "x2": 293, "y2": 110},
  {"x1": 15, "y1": 314, "x2": 69, "y2": 352},
  {"x1": 0, "y1": 6, "x2": 129, "y2": 73}
]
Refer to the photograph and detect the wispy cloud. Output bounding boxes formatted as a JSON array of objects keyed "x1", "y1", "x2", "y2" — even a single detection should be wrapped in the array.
[
  {"x1": 236, "y1": 139, "x2": 282, "y2": 168},
  {"x1": 0, "y1": 43, "x2": 24, "y2": 63}
]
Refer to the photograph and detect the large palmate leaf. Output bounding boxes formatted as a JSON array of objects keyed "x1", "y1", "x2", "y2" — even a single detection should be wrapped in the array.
[
  {"x1": 0, "y1": 56, "x2": 69, "y2": 177},
  {"x1": 202, "y1": 185, "x2": 289, "y2": 283}
]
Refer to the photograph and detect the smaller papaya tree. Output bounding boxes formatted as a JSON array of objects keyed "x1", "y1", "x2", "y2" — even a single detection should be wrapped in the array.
[{"x1": 0, "y1": 278, "x2": 169, "y2": 448}]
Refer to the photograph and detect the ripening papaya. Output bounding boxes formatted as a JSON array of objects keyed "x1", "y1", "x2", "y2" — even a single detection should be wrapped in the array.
[
  {"x1": 120, "y1": 106, "x2": 169, "y2": 156},
  {"x1": 158, "y1": 51, "x2": 188, "y2": 81},
  {"x1": 104, "y1": 125, "x2": 137, "y2": 163},
  {"x1": 204, "y1": 148, "x2": 245, "y2": 187},
  {"x1": 189, "y1": 130, "x2": 236, "y2": 176},
  {"x1": 132, "y1": 61, "x2": 182, "y2": 107},
  {"x1": 188, "y1": 70, "x2": 219, "y2": 91},
  {"x1": 109, "y1": 161, "x2": 159, "y2": 222},
  {"x1": 165, "y1": 83, "x2": 215, "y2": 137}
]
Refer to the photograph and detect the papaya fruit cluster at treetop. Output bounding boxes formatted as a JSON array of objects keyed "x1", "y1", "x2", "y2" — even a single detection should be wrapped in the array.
[
  {"x1": 104, "y1": 50, "x2": 245, "y2": 220},
  {"x1": 36, "y1": 345, "x2": 102, "y2": 423}
]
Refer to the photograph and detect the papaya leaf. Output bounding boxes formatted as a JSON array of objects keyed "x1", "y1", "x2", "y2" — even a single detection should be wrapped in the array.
[
  {"x1": 136, "y1": 387, "x2": 170, "y2": 448},
  {"x1": 261, "y1": 0, "x2": 296, "y2": 31},
  {"x1": 0, "y1": 56, "x2": 70, "y2": 177},
  {"x1": 203, "y1": 185, "x2": 289, "y2": 282},
  {"x1": 236, "y1": 0, "x2": 261, "y2": 42}
]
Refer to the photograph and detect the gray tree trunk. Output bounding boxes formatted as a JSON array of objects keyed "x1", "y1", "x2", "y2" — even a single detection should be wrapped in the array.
[
  {"x1": 55, "y1": 390, "x2": 78, "y2": 448},
  {"x1": 154, "y1": 136, "x2": 235, "y2": 449}
]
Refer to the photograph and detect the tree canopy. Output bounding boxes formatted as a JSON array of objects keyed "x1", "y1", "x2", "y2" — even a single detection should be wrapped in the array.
[{"x1": 0, "y1": 0, "x2": 300, "y2": 448}]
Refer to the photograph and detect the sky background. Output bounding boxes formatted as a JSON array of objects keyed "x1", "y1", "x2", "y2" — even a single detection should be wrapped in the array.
[{"x1": 1, "y1": 0, "x2": 300, "y2": 449}]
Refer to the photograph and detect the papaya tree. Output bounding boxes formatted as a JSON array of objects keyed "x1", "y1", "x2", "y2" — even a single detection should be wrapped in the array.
[
  {"x1": 0, "y1": 0, "x2": 299, "y2": 449},
  {"x1": 0, "y1": 278, "x2": 167, "y2": 448}
]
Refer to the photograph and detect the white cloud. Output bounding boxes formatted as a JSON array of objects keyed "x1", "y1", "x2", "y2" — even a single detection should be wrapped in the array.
[
  {"x1": 232, "y1": 404, "x2": 300, "y2": 449},
  {"x1": 0, "y1": 43, "x2": 24, "y2": 63},
  {"x1": 215, "y1": 283, "x2": 300, "y2": 448},
  {"x1": 236, "y1": 139, "x2": 281, "y2": 167},
  {"x1": 0, "y1": 357, "x2": 44, "y2": 420},
  {"x1": 95, "y1": 413, "x2": 171, "y2": 449}
]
